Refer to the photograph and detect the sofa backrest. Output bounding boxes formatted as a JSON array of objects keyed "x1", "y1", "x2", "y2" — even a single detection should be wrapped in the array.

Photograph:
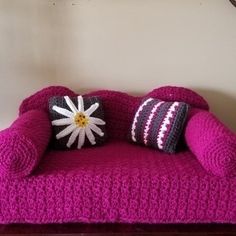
[{"x1": 19, "y1": 86, "x2": 209, "y2": 141}]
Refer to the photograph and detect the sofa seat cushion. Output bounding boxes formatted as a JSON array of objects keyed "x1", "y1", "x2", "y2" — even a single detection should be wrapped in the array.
[{"x1": 0, "y1": 140, "x2": 236, "y2": 224}]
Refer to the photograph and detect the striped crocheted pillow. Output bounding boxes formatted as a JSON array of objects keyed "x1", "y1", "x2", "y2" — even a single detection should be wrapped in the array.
[{"x1": 129, "y1": 98, "x2": 189, "y2": 153}]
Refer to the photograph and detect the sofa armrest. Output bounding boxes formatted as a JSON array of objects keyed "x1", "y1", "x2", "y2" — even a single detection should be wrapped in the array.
[
  {"x1": 185, "y1": 109, "x2": 236, "y2": 177},
  {"x1": 0, "y1": 110, "x2": 51, "y2": 179}
]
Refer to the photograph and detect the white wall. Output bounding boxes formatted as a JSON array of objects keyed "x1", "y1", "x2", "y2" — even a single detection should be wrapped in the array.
[{"x1": 0, "y1": 0, "x2": 236, "y2": 130}]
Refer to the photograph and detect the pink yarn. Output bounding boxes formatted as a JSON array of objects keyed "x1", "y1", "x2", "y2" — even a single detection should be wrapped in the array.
[
  {"x1": 84, "y1": 90, "x2": 140, "y2": 140},
  {"x1": 185, "y1": 108, "x2": 236, "y2": 177},
  {"x1": 19, "y1": 86, "x2": 76, "y2": 115},
  {"x1": 84, "y1": 87, "x2": 208, "y2": 140},
  {"x1": 148, "y1": 86, "x2": 209, "y2": 110},
  {"x1": 0, "y1": 141, "x2": 236, "y2": 223},
  {"x1": 0, "y1": 85, "x2": 236, "y2": 223},
  {"x1": 19, "y1": 86, "x2": 209, "y2": 140},
  {"x1": 0, "y1": 110, "x2": 51, "y2": 178}
]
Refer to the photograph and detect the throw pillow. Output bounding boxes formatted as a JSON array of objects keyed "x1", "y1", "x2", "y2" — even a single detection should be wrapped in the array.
[
  {"x1": 49, "y1": 96, "x2": 107, "y2": 149},
  {"x1": 129, "y1": 97, "x2": 189, "y2": 153}
]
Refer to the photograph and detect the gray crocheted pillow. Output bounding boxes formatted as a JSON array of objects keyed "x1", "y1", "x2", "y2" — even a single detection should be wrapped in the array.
[
  {"x1": 49, "y1": 96, "x2": 107, "y2": 150},
  {"x1": 128, "y1": 97, "x2": 189, "y2": 153}
]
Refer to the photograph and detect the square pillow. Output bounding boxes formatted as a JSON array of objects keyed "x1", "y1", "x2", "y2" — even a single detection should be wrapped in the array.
[
  {"x1": 49, "y1": 95, "x2": 107, "y2": 149},
  {"x1": 128, "y1": 97, "x2": 189, "y2": 153}
]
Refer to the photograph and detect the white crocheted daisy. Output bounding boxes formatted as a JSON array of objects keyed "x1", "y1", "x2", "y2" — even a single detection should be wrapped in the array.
[{"x1": 52, "y1": 96, "x2": 105, "y2": 149}]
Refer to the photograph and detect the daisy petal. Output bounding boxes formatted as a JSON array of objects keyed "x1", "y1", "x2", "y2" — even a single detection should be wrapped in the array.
[
  {"x1": 56, "y1": 124, "x2": 76, "y2": 140},
  {"x1": 52, "y1": 118, "x2": 73, "y2": 126},
  {"x1": 64, "y1": 96, "x2": 78, "y2": 114},
  {"x1": 85, "y1": 126, "x2": 96, "y2": 145},
  {"x1": 89, "y1": 117, "x2": 106, "y2": 125},
  {"x1": 52, "y1": 105, "x2": 73, "y2": 118},
  {"x1": 67, "y1": 128, "x2": 80, "y2": 148},
  {"x1": 78, "y1": 128, "x2": 85, "y2": 149},
  {"x1": 88, "y1": 123, "x2": 104, "y2": 137},
  {"x1": 84, "y1": 103, "x2": 99, "y2": 116},
  {"x1": 78, "y1": 96, "x2": 84, "y2": 112}
]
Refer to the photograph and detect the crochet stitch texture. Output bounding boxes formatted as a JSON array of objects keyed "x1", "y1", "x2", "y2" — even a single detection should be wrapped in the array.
[
  {"x1": 0, "y1": 85, "x2": 236, "y2": 224},
  {"x1": 0, "y1": 110, "x2": 51, "y2": 179},
  {"x1": 128, "y1": 98, "x2": 189, "y2": 153},
  {"x1": 49, "y1": 96, "x2": 107, "y2": 149}
]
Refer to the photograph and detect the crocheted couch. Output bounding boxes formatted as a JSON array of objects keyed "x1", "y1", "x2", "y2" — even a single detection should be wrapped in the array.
[{"x1": 0, "y1": 85, "x2": 236, "y2": 224}]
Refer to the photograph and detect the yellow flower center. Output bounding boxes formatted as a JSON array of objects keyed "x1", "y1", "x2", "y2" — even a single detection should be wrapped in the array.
[{"x1": 74, "y1": 112, "x2": 89, "y2": 127}]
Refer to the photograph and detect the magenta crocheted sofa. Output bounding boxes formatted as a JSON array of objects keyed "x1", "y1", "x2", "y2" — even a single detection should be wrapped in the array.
[{"x1": 0, "y1": 85, "x2": 236, "y2": 224}]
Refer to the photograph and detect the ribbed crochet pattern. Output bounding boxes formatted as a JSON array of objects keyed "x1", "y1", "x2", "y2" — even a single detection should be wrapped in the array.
[
  {"x1": 19, "y1": 86, "x2": 77, "y2": 115},
  {"x1": 185, "y1": 108, "x2": 236, "y2": 177},
  {"x1": 0, "y1": 110, "x2": 51, "y2": 179},
  {"x1": 148, "y1": 86, "x2": 209, "y2": 110},
  {"x1": 0, "y1": 141, "x2": 236, "y2": 224},
  {"x1": 0, "y1": 85, "x2": 235, "y2": 224},
  {"x1": 19, "y1": 86, "x2": 209, "y2": 140},
  {"x1": 128, "y1": 98, "x2": 189, "y2": 153}
]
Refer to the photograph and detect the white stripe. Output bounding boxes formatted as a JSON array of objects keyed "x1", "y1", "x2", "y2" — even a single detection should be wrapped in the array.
[
  {"x1": 56, "y1": 124, "x2": 77, "y2": 139},
  {"x1": 143, "y1": 101, "x2": 164, "y2": 145},
  {"x1": 84, "y1": 103, "x2": 99, "y2": 116},
  {"x1": 131, "y1": 98, "x2": 153, "y2": 142},
  {"x1": 78, "y1": 96, "x2": 84, "y2": 112},
  {"x1": 88, "y1": 123, "x2": 104, "y2": 136},
  {"x1": 78, "y1": 128, "x2": 85, "y2": 149},
  {"x1": 85, "y1": 126, "x2": 96, "y2": 145},
  {"x1": 52, "y1": 106, "x2": 73, "y2": 118},
  {"x1": 89, "y1": 117, "x2": 106, "y2": 125},
  {"x1": 64, "y1": 96, "x2": 78, "y2": 114},
  {"x1": 52, "y1": 118, "x2": 73, "y2": 126},
  {"x1": 67, "y1": 128, "x2": 80, "y2": 148},
  {"x1": 157, "y1": 102, "x2": 179, "y2": 149}
]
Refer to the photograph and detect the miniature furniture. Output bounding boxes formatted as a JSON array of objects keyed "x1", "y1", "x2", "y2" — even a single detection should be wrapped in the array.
[{"x1": 0, "y1": 85, "x2": 235, "y2": 224}]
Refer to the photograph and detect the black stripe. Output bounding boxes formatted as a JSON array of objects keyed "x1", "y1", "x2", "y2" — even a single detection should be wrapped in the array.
[
  {"x1": 163, "y1": 103, "x2": 189, "y2": 153},
  {"x1": 135, "y1": 99, "x2": 157, "y2": 144},
  {"x1": 148, "y1": 102, "x2": 172, "y2": 149}
]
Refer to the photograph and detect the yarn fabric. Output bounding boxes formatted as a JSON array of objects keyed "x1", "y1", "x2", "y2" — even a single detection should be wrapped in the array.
[
  {"x1": 19, "y1": 86, "x2": 209, "y2": 141},
  {"x1": 148, "y1": 86, "x2": 209, "y2": 110},
  {"x1": 19, "y1": 86, "x2": 77, "y2": 115},
  {"x1": 0, "y1": 110, "x2": 51, "y2": 179},
  {"x1": 185, "y1": 108, "x2": 236, "y2": 177},
  {"x1": 49, "y1": 96, "x2": 107, "y2": 149},
  {"x1": 0, "y1": 140, "x2": 236, "y2": 224},
  {"x1": 0, "y1": 85, "x2": 235, "y2": 223},
  {"x1": 128, "y1": 97, "x2": 189, "y2": 153}
]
